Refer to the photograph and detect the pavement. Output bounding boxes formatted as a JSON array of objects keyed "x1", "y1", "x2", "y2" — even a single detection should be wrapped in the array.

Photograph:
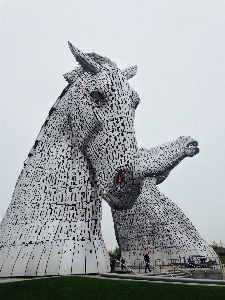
[
  {"x1": 0, "y1": 266, "x2": 224, "y2": 287},
  {"x1": 100, "y1": 273, "x2": 225, "y2": 286}
]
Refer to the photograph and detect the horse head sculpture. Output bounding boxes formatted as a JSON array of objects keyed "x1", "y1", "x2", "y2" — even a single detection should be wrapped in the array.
[
  {"x1": 0, "y1": 43, "x2": 142, "y2": 276},
  {"x1": 112, "y1": 136, "x2": 218, "y2": 265},
  {"x1": 63, "y1": 43, "x2": 142, "y2": 210}
]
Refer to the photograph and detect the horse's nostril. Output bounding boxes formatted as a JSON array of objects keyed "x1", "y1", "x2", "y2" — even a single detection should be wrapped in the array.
[{"x1": 188, "y1": 141, "x2": 198, "y2": 147}]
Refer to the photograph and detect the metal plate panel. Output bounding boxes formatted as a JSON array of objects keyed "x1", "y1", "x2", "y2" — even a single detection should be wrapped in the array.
[
  {"x1": 71, "y1": 241, "x2": 85, "y2": 274},
  {"x1": 0, "y1": 245, "x2": 23, "y2": 276},
  {"x1": 25, "y1": 244, "x2": 46, "y2": 276},
  {"x1": 58, "y1": 239, "x2": 75, "y2": 275},
  {"x1": 45, "y1": 240, "x2": 63, "y2": 275},
  {"x1": 11, "y1": 244, "x2": 35, "y2": 276}
]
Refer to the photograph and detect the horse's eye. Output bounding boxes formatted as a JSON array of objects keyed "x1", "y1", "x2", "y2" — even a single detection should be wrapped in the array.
[
  {"x1": 90, "y1": 91, "x2": 100, "y2": 99},
  {"x1": 90, "y1": 91, "x2": 105, "y2": 101}
]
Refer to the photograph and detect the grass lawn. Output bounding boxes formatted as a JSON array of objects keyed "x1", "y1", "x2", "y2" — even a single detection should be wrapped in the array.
[{"x1": 0, "y1": 276, "x2": 224, "y2": 300}]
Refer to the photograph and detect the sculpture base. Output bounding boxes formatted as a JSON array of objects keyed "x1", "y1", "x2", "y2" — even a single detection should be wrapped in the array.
[{"x1": 0, "y1": 239, "x2": 110, "y2": 277}]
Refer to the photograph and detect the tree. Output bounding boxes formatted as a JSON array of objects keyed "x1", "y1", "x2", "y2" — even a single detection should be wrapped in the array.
[
  {"x1": 108, "y1": 246, "x2": 120, "y2": 261},
  {"x1": 211, "y1": 240, "x2": 223, "y2": 250}
]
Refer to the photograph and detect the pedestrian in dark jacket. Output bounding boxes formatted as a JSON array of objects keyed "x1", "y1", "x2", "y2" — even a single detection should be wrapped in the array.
[
  {"x1": 120, "y1": 257, "x2": 126, "y2": 270},
  {"x1": 144, "y1": 252, "x2": 151, "y2": 273},
  {"x1": 110, "y1": 258, "x2": 116, "y2": 273}
]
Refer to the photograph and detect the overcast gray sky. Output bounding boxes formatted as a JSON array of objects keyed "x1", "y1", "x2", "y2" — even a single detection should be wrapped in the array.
[{"x1": 1, "y1": 0, "x2": 225, "y2": 251}]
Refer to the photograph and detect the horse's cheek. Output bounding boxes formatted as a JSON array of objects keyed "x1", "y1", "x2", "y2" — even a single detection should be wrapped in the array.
[{"x1": 92, "y1": 107, "x2": 105, "y2": 125}]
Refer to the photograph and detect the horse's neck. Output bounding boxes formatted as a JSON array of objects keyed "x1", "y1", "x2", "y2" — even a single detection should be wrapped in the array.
[
  {"x1": 140, "y1": 140, "x2": 185, "y2": 177},
  {"x1": 3, "y1": 104, "x2": 102, "y2": 226}
]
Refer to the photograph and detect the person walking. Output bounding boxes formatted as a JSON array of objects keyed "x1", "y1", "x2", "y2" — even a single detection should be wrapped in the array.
[
  {"x1": 110, "y1": 258, "x2": 116, "y2": 273},
  {"x1": 144, "y1": 252, "x2": 151, "y2": 273},
  {"x1": 120, "y1": 257, "x2": 126, "y2": 270}
]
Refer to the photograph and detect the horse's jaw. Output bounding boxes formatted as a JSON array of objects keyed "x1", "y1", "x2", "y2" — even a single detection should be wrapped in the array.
[
  {"x1": 98, "y1": 171, "x2": 143, "y2": 210},
  {"x1": 101, "y1": 191, "x2": 141, "y2": 210}
]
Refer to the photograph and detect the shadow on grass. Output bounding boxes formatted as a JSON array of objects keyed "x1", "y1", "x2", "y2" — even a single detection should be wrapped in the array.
[{"x1": 0, "y1": 276, "x2": 224, "y2": 300}]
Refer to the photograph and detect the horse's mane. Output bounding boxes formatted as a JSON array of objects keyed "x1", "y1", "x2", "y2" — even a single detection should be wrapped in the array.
[
  {"x1": 63, "y1": 52, "x2": 117, "y2": 84},
  {"x1": 86, "y1": 52, "x2": 117, "y2": 67}
]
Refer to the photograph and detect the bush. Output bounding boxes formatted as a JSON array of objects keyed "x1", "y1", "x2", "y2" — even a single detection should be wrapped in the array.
[{"x1": 219, "y1": 256, "x2": 225, "y2": 264}]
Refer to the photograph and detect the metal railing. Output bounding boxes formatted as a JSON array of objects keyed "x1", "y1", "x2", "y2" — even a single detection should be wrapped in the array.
[
  {"x1": 111, "y1": 256, "x2": 224, "y2": 279},
  {"x1": 115, "y1": 259, "x2": 139, "y2": 275}
]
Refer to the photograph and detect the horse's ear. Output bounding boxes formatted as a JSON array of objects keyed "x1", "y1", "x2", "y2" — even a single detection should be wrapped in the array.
[
  {"x1": 122, "y1": 65, "x2": 138, "y2": 80},
  {"x1": 68, "y1": 42, "x2": 101, "y2": 74}
]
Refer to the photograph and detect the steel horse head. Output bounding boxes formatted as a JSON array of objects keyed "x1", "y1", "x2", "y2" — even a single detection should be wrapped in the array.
[{"x1": 64, "y1": 43, "x2": 142, "y2": 210}]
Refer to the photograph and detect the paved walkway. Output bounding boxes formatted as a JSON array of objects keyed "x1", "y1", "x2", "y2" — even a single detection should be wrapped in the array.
[
  {"x1": 116, "y1": 264, "x2": 225, "y2": 277},
  {"x1": 0, "y1": 276, "x2": 48, "y2": 284},
  {"x1": 100, "y1": 273, "x2": 225, "y2": 286},
  {"x1": 0, "y1": 266, "x2": 224, "y2": 287}
]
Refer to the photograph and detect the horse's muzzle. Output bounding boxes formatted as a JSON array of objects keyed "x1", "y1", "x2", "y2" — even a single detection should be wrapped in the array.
[{"x1": 100, "y1": 167, "x2": 143, "y2": 210}]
